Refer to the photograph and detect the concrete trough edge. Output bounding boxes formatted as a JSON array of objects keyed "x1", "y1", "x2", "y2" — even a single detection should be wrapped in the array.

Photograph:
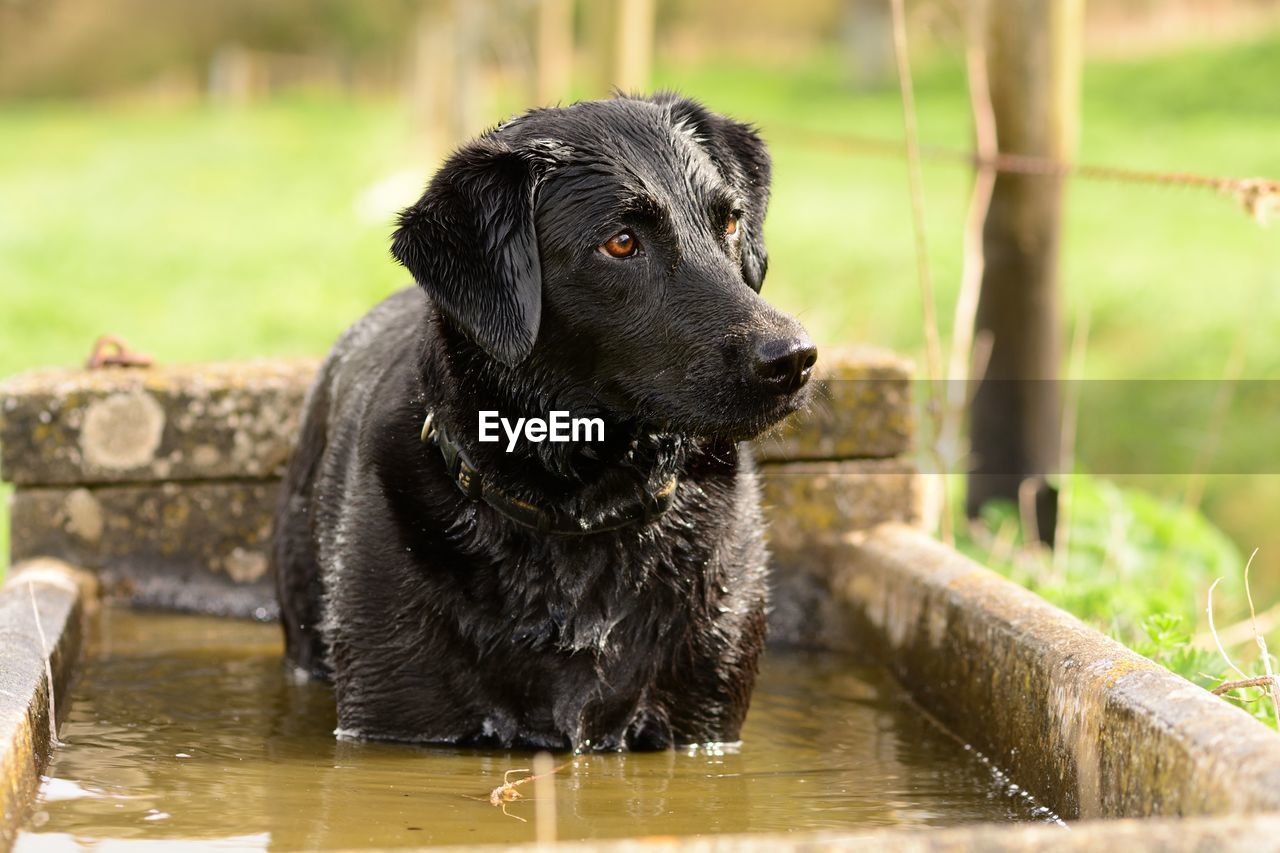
[
  {"x1": 0, "y1": 347, "x2": 913, "y2": 487},
  {"x1": 435, "y1": 814, "x2": 1280, "y2": 852},
  {"x1": 0, "y1": 559, "x2": 95, "y2": 853},
  {"x1": 829, "y1": 524, "x2": 1280, "y2": 821}
]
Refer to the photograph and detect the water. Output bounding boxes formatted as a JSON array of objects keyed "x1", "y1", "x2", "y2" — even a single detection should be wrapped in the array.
[{"x1": 17, "y1": 608, "x2": 1058, "y2": 850}]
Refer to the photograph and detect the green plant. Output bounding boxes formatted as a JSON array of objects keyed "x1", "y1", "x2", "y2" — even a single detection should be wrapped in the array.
[
  {"x1": 960, "y1": 474, "x2": 1243, "y2": 635},
  {"x1": 959, "y1": 473, "x2": 1280, "y2": 726},
  {"x1": 1130, "y1": 613, "x2": 1214, "y2": 680}
]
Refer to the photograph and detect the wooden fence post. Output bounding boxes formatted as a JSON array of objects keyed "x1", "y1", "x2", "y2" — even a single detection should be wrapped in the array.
[
  {"x1": 582, "y1": 0, "x2": 656, "y2": 96},
  {"x1": 966, "y1": 0, "x2": 1084, "y2": 542},
  {"x1": 409, "y1": 0, "x2": 486, "y2": 163},
  {"x1": 614, "y1": 0, "x2": 655, "y2": 93},
  {"x1": 536, "y1": 0, "x2": 574, "y2": 105}
]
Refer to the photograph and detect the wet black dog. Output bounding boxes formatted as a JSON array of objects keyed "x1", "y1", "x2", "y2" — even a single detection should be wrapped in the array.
[{"x1": 273, "y1": 93, "x2": 816, "y2": 750}]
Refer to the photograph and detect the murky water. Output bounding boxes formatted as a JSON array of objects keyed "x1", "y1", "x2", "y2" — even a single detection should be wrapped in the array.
[{"x1": 17, "y1": 608, "x2": 1057, "y2": 850}]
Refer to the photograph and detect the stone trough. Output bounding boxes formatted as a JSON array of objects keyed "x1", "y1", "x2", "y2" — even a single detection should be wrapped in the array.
[{"x1": 3, "y1": 350, "x2": 1280, "y2": 851}]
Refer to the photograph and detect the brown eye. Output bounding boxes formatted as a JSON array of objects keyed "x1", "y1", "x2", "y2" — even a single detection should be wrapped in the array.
[
  {"x1": 725, "y1": 213, "x2": 740, "y2": 236},
  {"x1": 601, "y1": 231, "x2": 638, "y2": 258}
]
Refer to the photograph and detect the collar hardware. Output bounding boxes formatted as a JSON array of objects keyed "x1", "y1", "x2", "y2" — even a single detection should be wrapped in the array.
[{"x1": 421, "y1": 411, "x2": 677, "y2": 536}]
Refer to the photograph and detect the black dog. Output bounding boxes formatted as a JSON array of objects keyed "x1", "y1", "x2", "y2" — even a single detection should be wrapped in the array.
[{"x1": 273, "y1": 93, "x2": 816, "y2": 750}]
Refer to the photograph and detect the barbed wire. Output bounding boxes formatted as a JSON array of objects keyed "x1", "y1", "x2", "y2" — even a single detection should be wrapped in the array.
[{"x1": 777, "y1": 129, "x2": 1280, "y2": 225}]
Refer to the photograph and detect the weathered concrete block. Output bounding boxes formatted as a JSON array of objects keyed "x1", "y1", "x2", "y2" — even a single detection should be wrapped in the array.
[
  {"x1": 0, "y1": 348, "x2": 911, "y2": 489},
  {"x1": 760, "y1": 458, "x2": 919, "y2": 550},
  {"x1": 761, "y1": 458, "x2": 920, "y2": 649},
  {"x1": 10, "y1": 482, "x2": 278, "y2": 620},
  {"x1": 0, "y1": 359, "x2": 317, "y2": 487},
  {"x1": 0, "y1": 350, "x2": 916, "y2": 627},
  {"x1": 754, "y1": 345, "x2": 913, "y2": 462},
  {"x1": 0, "y1": 559, "x2": 93, "y2": 851}
]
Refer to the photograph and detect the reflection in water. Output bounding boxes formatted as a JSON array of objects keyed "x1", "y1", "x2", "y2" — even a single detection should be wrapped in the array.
[{"x1": 17, "y1": 608, "x2": 1058, "y2": 850}]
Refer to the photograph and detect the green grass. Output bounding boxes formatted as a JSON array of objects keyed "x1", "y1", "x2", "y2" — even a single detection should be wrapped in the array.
[
  {"x1": 959, "y1": 477, "x2": 1279, "y2": 726},
  {"x1": 1, "y1": 35, "x2": 1278, "y2": 616},
  {"x1": 0, "y1": 96, "x2": 414, "y2": 371},
  {"x1": 4, "y1": 40, "x2": 1277, "y2": 381}
]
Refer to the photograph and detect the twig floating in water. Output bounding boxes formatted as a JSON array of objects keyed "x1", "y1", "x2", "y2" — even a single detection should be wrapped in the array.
[{"x1": 487, "y1": 758, "x2": 573, "y2": 823}]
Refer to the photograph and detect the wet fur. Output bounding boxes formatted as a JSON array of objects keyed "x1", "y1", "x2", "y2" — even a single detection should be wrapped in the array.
[{"x1": 273, "y1": 94, "x2": 811, "y2": 750}]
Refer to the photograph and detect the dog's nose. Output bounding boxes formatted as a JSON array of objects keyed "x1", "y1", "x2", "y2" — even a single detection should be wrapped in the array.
[{"x1": 753, "y1": 337, "x2": 818, "y2": 395}]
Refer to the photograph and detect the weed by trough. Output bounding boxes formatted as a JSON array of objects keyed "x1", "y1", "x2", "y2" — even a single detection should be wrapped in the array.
[
  {"x1": 1205, "y1": 549, "x2": 1280, "y2": 727},
  {"x1": 961, "y1": 474, "x2": 1280, "y2": 727}
]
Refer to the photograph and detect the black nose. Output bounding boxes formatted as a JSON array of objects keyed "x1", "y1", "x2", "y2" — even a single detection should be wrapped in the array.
[{"x1": 753, "y1": 337, "x2": 818, "y2": 395}]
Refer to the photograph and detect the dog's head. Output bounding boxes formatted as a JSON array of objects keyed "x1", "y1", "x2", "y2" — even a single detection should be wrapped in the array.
[{"x1": 392, "y1": 93, "x2": 815, "y2": 441}]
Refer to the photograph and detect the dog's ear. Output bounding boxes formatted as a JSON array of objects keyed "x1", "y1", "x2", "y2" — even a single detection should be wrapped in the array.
[
  {"x1": 649, "y1": 93, "x2": 772, "y2": 291},
  {"x1": 392, "y1": 137, "x2": 549, "y2": 365}
]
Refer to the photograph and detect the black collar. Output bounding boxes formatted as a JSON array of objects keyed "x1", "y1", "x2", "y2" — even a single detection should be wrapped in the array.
[{"x1": 420, "y1": 412, "x2": 678, "y2": 536}]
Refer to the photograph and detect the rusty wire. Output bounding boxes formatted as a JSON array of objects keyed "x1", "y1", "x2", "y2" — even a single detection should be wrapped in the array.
[
  {"x1": 776, "y1": 129, "x2": 1280, "y2": 225},
  {"x1": 85, "y1": 334, "x2": 153, "y2": 369}
]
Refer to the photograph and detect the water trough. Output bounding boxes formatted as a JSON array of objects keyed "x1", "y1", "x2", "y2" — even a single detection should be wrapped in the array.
[{"x1": 3, "y1": 349, "x2": 1280, "y2": 850}]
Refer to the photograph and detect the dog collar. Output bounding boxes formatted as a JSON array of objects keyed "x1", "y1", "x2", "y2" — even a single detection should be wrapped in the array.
[{"x1": 420, "y1": 412, "x2": 678, "y2": 536}]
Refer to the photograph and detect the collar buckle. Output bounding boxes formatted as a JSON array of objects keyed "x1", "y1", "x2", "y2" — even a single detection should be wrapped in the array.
[{"x1": 454, "y1": 458, "x2": 483, "y2": 500}]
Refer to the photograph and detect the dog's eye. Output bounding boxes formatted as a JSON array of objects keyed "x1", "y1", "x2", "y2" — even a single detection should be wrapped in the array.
[
  {"x1": 601, "y1": 231, "x2": 638, "y2": 258},
  {"x1": 725, "y1": 212, "x2": 741, "y2": 236}
]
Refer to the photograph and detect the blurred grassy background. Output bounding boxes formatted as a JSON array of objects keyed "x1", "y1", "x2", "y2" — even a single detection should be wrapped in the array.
[
  {"x1": 6, "y1": 35, "x2": 1278, "y2": 371},
  {"x1": 4, "y1": 30, "x2": 1279, "y2": 578}
]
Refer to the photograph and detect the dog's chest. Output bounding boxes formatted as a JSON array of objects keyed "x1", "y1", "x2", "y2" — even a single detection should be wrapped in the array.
[{"x1": 464, "y1": 528, "x2": 715, "y2": 657}]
